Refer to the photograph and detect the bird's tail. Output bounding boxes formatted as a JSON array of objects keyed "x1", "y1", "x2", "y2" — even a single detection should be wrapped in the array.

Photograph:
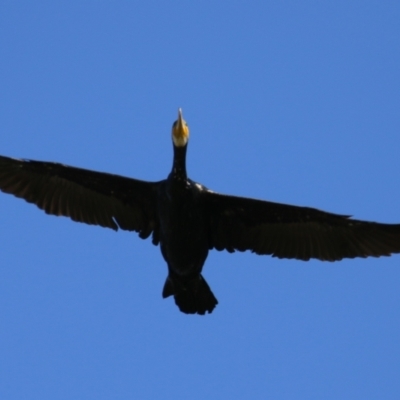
[{"x1": 162, "y1": 274, "x2": 218, "y2": 315}]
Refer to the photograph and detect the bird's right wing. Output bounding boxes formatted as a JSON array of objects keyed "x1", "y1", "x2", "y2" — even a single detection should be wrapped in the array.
[
  {"x1": 202, "y1": 191, "x2": 400, "y2": 261},
  {"x1": 0, "y1": 155, "x2": 160, "y2": 239}
]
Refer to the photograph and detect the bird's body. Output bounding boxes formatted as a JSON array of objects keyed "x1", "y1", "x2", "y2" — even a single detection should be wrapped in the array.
[
  {"x1": 158, "y1": 178, "x2": 216, "y2": 314},
  {"x1": 157, "y1": 129, "x2": 217, "y2": 313},
  {"x1": 158, "y1": 178, "x2": 208, "y2": 277},
  {"x1": 0, "y1": 109, "x2": 400, "y2": 314}
]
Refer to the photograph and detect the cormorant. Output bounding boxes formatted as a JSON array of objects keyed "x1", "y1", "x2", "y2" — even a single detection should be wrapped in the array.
[{"x1": 1, "y1": 109, "x2": 400, "y2": 315}]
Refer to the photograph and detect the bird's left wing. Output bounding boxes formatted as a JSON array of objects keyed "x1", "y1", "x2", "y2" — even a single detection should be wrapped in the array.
[
  {"x1": 202, "y1": 191, "x2": 400, "y2": 261},
  {"x1": 0, "y1": 155, "x2": 160, "y2": 239}
]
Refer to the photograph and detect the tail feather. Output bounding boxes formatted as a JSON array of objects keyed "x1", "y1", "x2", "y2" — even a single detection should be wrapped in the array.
[{"x1": 162, "y1": 274, "x2": 218, "y2": 315}]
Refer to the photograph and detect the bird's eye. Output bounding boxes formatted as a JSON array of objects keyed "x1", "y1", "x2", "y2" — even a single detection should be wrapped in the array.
[{"x1": 172, "y1": 121, "x2": 178, "y2": 128}]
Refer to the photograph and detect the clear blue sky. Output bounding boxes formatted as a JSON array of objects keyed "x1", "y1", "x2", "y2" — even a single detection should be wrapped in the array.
[{"x1": 1, "y1": 2, "x2": 399, "y2": 399}]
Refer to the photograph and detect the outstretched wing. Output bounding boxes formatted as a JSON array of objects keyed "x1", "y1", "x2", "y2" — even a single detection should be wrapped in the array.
[
  {"x1": 203, "y1": 191, "x2": 400, "y2": 261},
  {"x1": 0, "y1": 155, "x2": 160, "y2": 239}
]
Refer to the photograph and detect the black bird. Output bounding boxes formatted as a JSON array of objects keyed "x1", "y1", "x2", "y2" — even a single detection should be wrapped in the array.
[{"x1": 1, "y1": 109, "x2": 400, "y2": 315}]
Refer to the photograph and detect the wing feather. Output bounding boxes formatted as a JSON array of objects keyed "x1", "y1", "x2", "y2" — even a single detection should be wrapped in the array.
[
  {"x1": 0, "y1": 155, "x2": 160, "y2": 238},
  {"x1": 203, "y1": 191, "x2": 400, "y2": 261}
]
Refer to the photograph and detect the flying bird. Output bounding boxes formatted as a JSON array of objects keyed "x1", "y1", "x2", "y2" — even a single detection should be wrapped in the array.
[{"x1": 1, "y1": 109, "x2": 400, "y2": 315}]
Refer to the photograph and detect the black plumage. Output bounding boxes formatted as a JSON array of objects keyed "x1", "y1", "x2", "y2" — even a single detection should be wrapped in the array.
[{"x1": 0, "y1": 109, "x2": 400, "y2": 315}]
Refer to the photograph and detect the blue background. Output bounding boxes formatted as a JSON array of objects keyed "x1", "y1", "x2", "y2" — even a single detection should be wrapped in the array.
[{"x1": 0, "y1": 2, "x2": 399, "y2": 399}]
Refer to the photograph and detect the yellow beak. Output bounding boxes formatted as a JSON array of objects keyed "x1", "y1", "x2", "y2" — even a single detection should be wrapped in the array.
[{"x1": 172, "y1": 108, "x2": 189, "y2": 147}]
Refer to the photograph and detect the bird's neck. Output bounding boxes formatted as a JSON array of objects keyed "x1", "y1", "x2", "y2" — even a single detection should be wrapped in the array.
[{"x1": 170, "y1": 144, "x2": 188, "y2": 181}]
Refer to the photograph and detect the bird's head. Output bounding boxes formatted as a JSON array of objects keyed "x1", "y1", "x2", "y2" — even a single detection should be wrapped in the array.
[{"x1": 172, "y1": 108, "x2": 189, "y2": 147}]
